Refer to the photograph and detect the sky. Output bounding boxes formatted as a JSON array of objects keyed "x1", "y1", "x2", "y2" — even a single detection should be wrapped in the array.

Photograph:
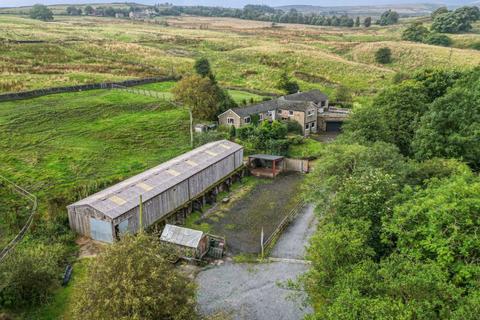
[{"x1": 0, "y1": 0, "x2": 476, "y2": 8}]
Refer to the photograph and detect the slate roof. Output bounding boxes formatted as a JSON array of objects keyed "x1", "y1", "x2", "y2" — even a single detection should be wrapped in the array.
[
  {"x1": 68, "y1": 140, "x2": 243, "y2": 219},
  {"x1": 282, "y1": 89, "x2": 328, "y2": 103},
  {"x1": 227, "y1": 89, "x2": 326, "y2": 118},
  {"x1": 160, "y1": 224, "x2": 204, "y2": 248},
  {"x1": 231, "y1": 99, "x2": 279, "y2": 118}
]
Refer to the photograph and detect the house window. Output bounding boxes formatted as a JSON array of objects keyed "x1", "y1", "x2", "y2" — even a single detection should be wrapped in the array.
[
  {"x1": 289, "y1": 110, "x2": 294, "y2": 116},
  {"x1": 307, "y1": 110, "x2": 314, "y2": 116},
  {"x1": 311, "y1": 122, "x2": 316, "y2": 129},
  {"x1": 305, "y1": 123, "x2": 309, "y2": 129},
  {"x1": 259, "y1": 113, "x2": 264, "y2": 120},
  {"x1": 244, "y1": 117, "x2": 251, "y2": 124},
  {"x1": 321, "y1": 101, "x2": 326, "y2": 107},
  {"x1": 227, "y1": 117, "x2": 234, "y2": 124}
]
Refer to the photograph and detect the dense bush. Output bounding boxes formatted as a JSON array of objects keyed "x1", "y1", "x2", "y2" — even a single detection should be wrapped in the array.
[
  {"x1": 276, "y1": 72, "x2": 299, "y2": 94},
  {"x1": 424, "y1": 33, "x2": 452, "y2": 46},
  {"x1": 236, "y1": 121, "x2": 290, "y2": 155},
  {"x1": 402, "y1": 22, "x2": 430, "y2": 42},
  {"x1": 71, "y1": 234, "x2": 197, "y2": 320},
  {"x1": 375, "y1": 47, "x2": 392, "y2": 64},
  {"x1": 283, "y1": 119, "x2": 303, "y2": 134},
  {"x1": 0, "y1": 243, "x2": 66, "y2": 308}
]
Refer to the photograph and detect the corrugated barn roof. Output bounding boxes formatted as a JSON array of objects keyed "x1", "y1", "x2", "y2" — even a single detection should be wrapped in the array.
[
  {"x1": 160, "y1": 224, "x2": 204, "y2": 248},
  {"x1": 68, "y1": 140, "x2": 242, "y2": 219}
]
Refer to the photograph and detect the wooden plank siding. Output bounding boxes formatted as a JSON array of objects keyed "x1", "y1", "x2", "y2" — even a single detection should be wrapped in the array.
[{"x1": 67, "y1": 141, "x2": 244, "y2": 242}]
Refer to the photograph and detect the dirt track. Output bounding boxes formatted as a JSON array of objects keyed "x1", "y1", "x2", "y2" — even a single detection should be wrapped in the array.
[{"x1": 197, "y1": 204, "x2": 316, "y2": 320}]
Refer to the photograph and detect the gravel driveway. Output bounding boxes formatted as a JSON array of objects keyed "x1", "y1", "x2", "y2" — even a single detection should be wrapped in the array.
[{"x1": 196, "y1": 204, "x2": 316, "y2": 320}]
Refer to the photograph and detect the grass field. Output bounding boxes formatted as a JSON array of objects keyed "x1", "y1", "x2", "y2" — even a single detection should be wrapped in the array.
[
  {"x1": 0, "y1": 88, "x2": 191, "y2": 217},
  {"x1": 1, "y1": 15, "x2": 479, "y2": 100}
]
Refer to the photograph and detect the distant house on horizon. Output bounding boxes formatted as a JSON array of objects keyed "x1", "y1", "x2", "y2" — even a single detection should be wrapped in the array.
[{"x1": 218, "y1": 89, "x2": 349, "y2": 135}]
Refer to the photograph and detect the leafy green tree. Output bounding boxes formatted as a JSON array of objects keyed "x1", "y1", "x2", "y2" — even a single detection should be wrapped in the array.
[
  {"x1": 413, "y1": 70, "x2": 480, "y2": 169},
  {"x1": 385, "y1": 173, "x2": 480, "y2": 288},
  {"x1": 71, "y1": 234, "x2": 197, "y2": 320},
  {"x1": 363, "y1": 16, "x2": 372, "y2": 27},
  {"x1": 276, "y1": 72, "x2": 299, "y2": 94},
  {"x1": 402, "y1": 22, "x2": 430, "y2": 42},
  {"x1": 378, "y1": 10, "x2": 399, "y2": 25},
  {"x1": 431, "y1": 6, "x2": 448, "y2": 19},
  {"x1": 375, "y1": 47, "x2": 392, "y2": 64},
  {"x1": 370, "y1": 82, "x2": 428, "y2": 156},
  {"x1": 66, "y1": 6, "x2": 82, "y2": 16},
  {"x1": 172, "y1": 74, "x2": 220, "y2": 120},
  {"x1": 29, "y1": 4, "x2": 53, "y2": 21},
  {"x1": 84, "y1": 5, "x2": 94, "y2": 15},
  {"x1": 431, "y1": 6, "x2": 479, "y2": 33},
  {"x1": 355, "y1": 16, "x2": 360, "y2": 27},
  {"x1": 194, "y1": 57, "x2": 214, "y2": 79}
]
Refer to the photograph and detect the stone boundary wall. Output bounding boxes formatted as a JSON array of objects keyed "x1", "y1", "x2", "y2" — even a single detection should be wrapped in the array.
[{"x1": 0, "y1": 76, "x2": 179, "y2": 102}]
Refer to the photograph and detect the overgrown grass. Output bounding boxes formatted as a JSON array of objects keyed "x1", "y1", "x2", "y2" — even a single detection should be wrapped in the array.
[
  {"x1": 288, "y1": 138, "x2": 324, "y2": 158},
  {"x1": 1, "y1": 15, "x2": 477, "y2": 100},
  {"x1": 20, "y1": 258, "x2": 90, "y2": 320}
]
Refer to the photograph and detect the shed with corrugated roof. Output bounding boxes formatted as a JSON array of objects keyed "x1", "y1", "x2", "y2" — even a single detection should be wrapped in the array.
[{"x1": 67, "y1": 140, "x2": 244, "y2": 243}]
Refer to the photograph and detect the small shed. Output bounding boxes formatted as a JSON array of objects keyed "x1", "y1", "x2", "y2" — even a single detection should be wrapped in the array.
[
  {"x1": 248, "y1": 154, "x2": 284, "y2": 178},
  {"x1": 160, "y1": 224, "x2": 208, "y2": 259}
]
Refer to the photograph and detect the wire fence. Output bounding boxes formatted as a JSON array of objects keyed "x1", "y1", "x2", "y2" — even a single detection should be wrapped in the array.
[
  {"x1": 0, "y1": 76, "x2": 179, "y2": 102},
  {"x1": 263, "y1": 200, "x2": 305, "y2": 255},
  {"x1": 0, "y1": 175, "x2": 37, "y2": 263}
]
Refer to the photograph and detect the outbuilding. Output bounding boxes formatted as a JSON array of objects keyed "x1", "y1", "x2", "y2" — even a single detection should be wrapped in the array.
[
  {"x1": 160, "y1": 224, "x2": 208, "y2": 259},
  {"x1": 67, "y1": 140, "x2": 244, "y2": 243}
]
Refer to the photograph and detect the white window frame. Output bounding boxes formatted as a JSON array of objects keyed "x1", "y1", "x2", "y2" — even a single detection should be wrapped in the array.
[
  {"x1": 307, "y1": 109, "x2": 314, "y2": 116},
  {"x1": 259, "y1": 113, "x2": 264, "y2": 120},
  {"x1": 244, "y1": 116, "x2": 251, "y2": 124},
  {"x1": 311, "y1": 122, "x2": 316, "y2": 129},
  {"x1": 289, "y1": 110, "x2": 294, "y2": 116},
  {"x1": 227, "y1": 117, "x2": 235, "y2": 124}
]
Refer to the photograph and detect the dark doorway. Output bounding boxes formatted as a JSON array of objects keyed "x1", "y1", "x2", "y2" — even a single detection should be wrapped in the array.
[{"x1": 326, "y1": 121, "x2": 343, "y2": 132}]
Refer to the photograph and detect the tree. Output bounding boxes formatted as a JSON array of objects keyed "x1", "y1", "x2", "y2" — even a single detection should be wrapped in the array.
[
  {"x1": 276, "y1": 72, "x2": 299, "y2": 94},
  {"x1": 413, "y1": 70, "x2": 480, "y2": 169},
  {"x1": 194, "y1": 57, "x2": 213, "y2": 79},
  {"x1": 71, "y1": 234, "x2": 197, "y2": 320},
  {"x1": 402, "y1": 22, "x2": 430, "y2": 42},
  {"x1": 431, "y1": 6, "x2": 448, "y2": 19},
  {"x1": 431, "y1": 6, "x2": 479, "y2": 33},
  {"x1": 29, "y1": 4, "x2": 53, "y2": 21},
  {"x1": 363, "y1": 16, "x2": 372, "y2": 27},
  {"x1": 172, "y1": 75, "x2": 220, "y2": 121},
  {"x1": 355, "y1": 16, "x2": 360, "y2": 27},
  {"x1": 375, "y1": 47, "x2": 392, "y2": 64},
  {"x1": 378, "y1": 10, "x2": 399, "y2": 25},
  {"x1": 84, "y1": 5, "x2": 94, "y2": 15},
  {"x1": 66, "y1": 6, "x2": 82, "y2": 16}
]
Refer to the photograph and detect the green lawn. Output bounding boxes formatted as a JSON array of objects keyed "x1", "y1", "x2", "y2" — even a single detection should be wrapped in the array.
[{"x1": 0, "y1": 88, "x2": 191, "y2": 217}]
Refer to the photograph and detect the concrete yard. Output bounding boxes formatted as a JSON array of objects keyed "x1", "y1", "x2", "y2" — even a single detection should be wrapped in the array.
[{"x1": 196, "y1": 204, "x2": 316, "y2": 320}]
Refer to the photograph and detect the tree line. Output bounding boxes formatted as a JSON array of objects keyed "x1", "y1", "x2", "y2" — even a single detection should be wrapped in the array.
[{"x1": 302, "y1": 67, "x2": 480, "y2": 319}]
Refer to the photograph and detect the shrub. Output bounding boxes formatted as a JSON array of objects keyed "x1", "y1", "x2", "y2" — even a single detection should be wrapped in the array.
[
  {"x1": 0, "y1": 243, "x2": 65, "y2": 308},
  {"x1": 277, "y1": 72, "x2": 299, "y2": 94},
  {"x1": 71, "y1": 234, "x2": 197, "y2": 320},
  {"x1": 424, "y1": 33, "x2": 452, "y2": 47},
  {"x1": 288, "y1": 134, "x2": 304, "y2": 145},
  {"x1": 236, "y1": 125, "x2": 255, "y2": 140},
  {"x1": 229, "y1": 125, "x2": 236, "y2": 138},
  {"x1": 283, "y1": 120, "x2": 303, "y2": 134},
  {"x1": 375, "y1": 47, "x2": 392, "y2": 64},
  {"x1": 402, "y1": 23, "x2": 429, "y2": 42}
]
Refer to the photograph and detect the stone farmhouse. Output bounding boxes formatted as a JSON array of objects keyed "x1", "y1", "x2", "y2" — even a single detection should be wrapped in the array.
[{"x1": 218, "y1": 90, "x2": 349, "y2": 135}]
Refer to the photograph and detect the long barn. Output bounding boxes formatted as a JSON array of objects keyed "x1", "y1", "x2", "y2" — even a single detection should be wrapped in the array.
[{"x1": 67, "y1": 140, "x2": 244, "y2": 243}]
